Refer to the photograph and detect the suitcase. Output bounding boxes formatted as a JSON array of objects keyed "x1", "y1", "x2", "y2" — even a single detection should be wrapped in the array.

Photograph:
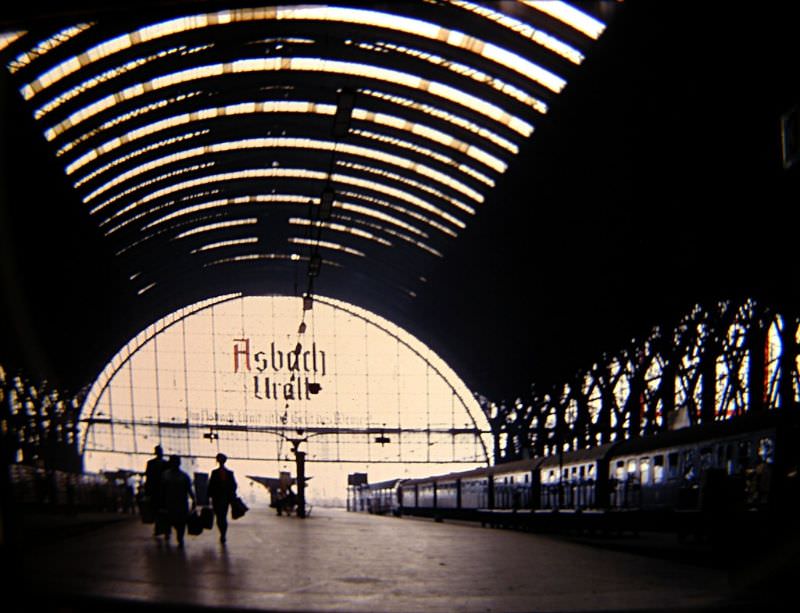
[
  {"x1": 154, "y1": 509, "x2": 170, "y2": 535},
  {"x1": 231, "y1": 496, "x2": 248, "y2": 520},
  {"x1": 187, "y1": 510, "x2": 204, "y2": 535},
  {"x1": 200, "y1": 506, "x2": 214, "y2": 529},
  {"x1": 139, "y1": 496, "x2": 154, "y2": 524}
]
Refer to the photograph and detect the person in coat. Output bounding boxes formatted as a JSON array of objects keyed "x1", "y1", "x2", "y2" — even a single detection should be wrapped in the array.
[
  {"x1": 144, "y1": 445, "x2": 168, "y2": 536},
  {"x1": 161, "y1": 454, "x2": 196, "y2": 547},
  {"x1": 207, "y1": 453, "x2": 237, "y2": 543}
]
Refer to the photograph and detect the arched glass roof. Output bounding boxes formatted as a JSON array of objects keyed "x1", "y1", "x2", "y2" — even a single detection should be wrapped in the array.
[{"x1": 0, "y1": 0, "x2": 614, "y2": 313}]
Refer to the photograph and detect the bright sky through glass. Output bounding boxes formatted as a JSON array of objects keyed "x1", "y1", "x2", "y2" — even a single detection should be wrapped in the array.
[
  {"x1": 523, "y1": 1, "x2": 607, "y2": 40},
  {"x1": 94, "y1": 168, "x2": 464, "y2": 238},
  {"x1": 43, "y1": 57, "x2": 534, "y2": 142},
  {"x1": 21, "y1": 5, "x2": 568, "y2": 104},
  {"x1": 81, "y1": 137, "x2": 485, "y2": 206}
]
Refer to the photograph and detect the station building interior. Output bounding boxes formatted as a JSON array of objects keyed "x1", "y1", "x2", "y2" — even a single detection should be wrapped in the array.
[{"x1": 1, "y1": 1, "x2": 799, "y2": 611}]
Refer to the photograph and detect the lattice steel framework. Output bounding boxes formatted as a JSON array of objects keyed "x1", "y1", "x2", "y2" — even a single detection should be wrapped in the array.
[
  {"x1": 482, "y1": 298, "x2": 800, "y2": 462},
  {"x1": 0, "y1": 364, "x2": 84, "y2": 472}
]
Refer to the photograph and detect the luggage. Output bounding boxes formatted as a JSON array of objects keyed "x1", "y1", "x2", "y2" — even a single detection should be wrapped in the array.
[
  {"x1": 200, "y1": 506, "x2": 214, "y2": 529},
  {"x1": 139, "y1": 496, "x2": 154, "y2": 524},
  {"x1": 187, "y1": 510, "x2": 204, "y2": 535},
  {"x1": 231, "y1": 496, "x2": 249, "y2": 520},
  {"x1": 154, "y1": 509, "x2": 170, "y2": 535}
]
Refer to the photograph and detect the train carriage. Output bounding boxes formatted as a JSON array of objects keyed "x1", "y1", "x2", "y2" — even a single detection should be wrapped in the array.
[
  {"x1": 353, "y1": 408, "x2": 800, "y2": 539},
  {"x1": 352, "y1": 478, "x2": 403, "y2": 515},
  {"x1": 608, "y1": 410, "x2": 782, "y2": 514},
  {"x1": 538, "y1": 443, "x2": 615, "y2": 511},
  {"x1": 397, "y1": 459, "x2": 544, "y2": 520},
  {"x1": 399, "y1": 466, "x2": 490, "y2": 518},
  {"x1": 489, "y1": 457, "x2": 544, "y2": 511}
]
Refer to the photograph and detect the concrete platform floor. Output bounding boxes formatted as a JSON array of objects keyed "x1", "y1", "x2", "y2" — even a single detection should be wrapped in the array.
[{"x1": 13, "y1": 508, "x2": 787, "y2": 612}]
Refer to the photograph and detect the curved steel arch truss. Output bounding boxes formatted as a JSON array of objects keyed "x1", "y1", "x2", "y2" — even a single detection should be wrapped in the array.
[{"x1": 0, "y1": 1, "x2": 613, "y2": 315}]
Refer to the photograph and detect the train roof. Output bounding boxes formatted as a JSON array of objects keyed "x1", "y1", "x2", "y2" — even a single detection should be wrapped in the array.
[
  {"x1": 489, "y1": 456, "x2": 546, "y2": 475},
  {"x1": 609, "y1": 408, "x2": 797, "y2": 457},
  {"x1": 401, "y1": 463, "x2": 490, "y2": 486},
  {"x1": 539, "y1": 442, "x2": 617, "y2": 469},
  {"x1": 400, "y1": 457, "x2": 545, "y2": 486},
  {"x1": 362, "y1": 478, "x2": 403, "y2": 490},
  {"x1": 372, "y1": 409, "x2": 800, "y2": 486}
]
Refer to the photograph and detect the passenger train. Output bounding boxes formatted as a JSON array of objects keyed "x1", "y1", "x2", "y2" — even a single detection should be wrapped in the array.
[{"x1": 350, "y1": 409, "x2": 800, "y2": 537}]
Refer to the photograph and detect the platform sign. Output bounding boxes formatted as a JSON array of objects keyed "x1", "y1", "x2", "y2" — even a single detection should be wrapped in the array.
[{"x1": 348, "y1": 472, "x2": 368, "y2": 486}]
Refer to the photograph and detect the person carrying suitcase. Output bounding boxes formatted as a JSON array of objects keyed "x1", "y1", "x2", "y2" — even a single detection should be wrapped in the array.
[
  {"x1": 161, "y1": 455, "x2": 196, "y2": 548},
  {"x1": 207, "y1": 453, "x2": 237, "y2": 544}
]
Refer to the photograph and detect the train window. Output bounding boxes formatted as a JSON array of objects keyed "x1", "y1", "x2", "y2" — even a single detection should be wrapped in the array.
[
  {"x1": 738, "y1": 440, "x2": 751, "y2": 460},
  {"x1": 683, "y1": 450, "x2": 698, "y2": 481},
  {"x1": 615, "y1": 460, "x2": 625, "y2": 480},
  {"x1": 587, "y1": 464, "x2": 595, "y2": 480},
  {"x1": 759, "y1": 437, "x2": 775, "y2": 464},
  {"x1": 653, "y1": 455, "x2": 664, "y2": 483},
  {"x1": 700, "y1": 447, "x2": 713, "y2": 470},
  {"x1": 524, "y1": 474, "x2": 529, "y2": 484},
  {"x1": 627, "y1": 459, "x2": 637, "y2": 475},
  {"x1": 579, "y1": 465, "x2": 585, "y2": 479},
  {"x1": 640, "y1": 457, "x2": 651, "y2": 485},
  {"x1": 667, "y1": 452, "x2": 679, "y2": 479},
  {"x1": 548, "y1": 470, "x2": 556, "y2": 484},
  {"x1": 562, "y1": 468, "x2": 569, "y2": 480}
]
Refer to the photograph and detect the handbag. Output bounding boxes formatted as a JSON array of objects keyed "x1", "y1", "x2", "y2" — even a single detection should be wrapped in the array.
[
  {"x1": 187, "y1": 509, "x2": 204, "y2": 535},
  {"x1": 231, "y1": 496, "x2": 249, "y2": 520},
  {"x1": 200, "y1": 506, "x2": 214, "y2": 529}
]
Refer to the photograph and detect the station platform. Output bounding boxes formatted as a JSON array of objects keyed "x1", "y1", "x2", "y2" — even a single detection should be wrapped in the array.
[{"x1": 9, "y1": 507, "x2": 792, "y2": 612}]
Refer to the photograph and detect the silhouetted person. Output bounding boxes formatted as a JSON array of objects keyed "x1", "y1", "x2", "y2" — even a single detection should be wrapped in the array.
[
  {"x1": 207, "y1": 453, "x2": 237, "y2": 543},
  {"x1": 144, "y1": 445, "x2": 168, "y2": 535},
  {"x1": 161, "y1": 455, "x2": 196, "y2": 548},
  {"x1": 278, "y1": 485, "x2": 297, "y2": 516}
]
